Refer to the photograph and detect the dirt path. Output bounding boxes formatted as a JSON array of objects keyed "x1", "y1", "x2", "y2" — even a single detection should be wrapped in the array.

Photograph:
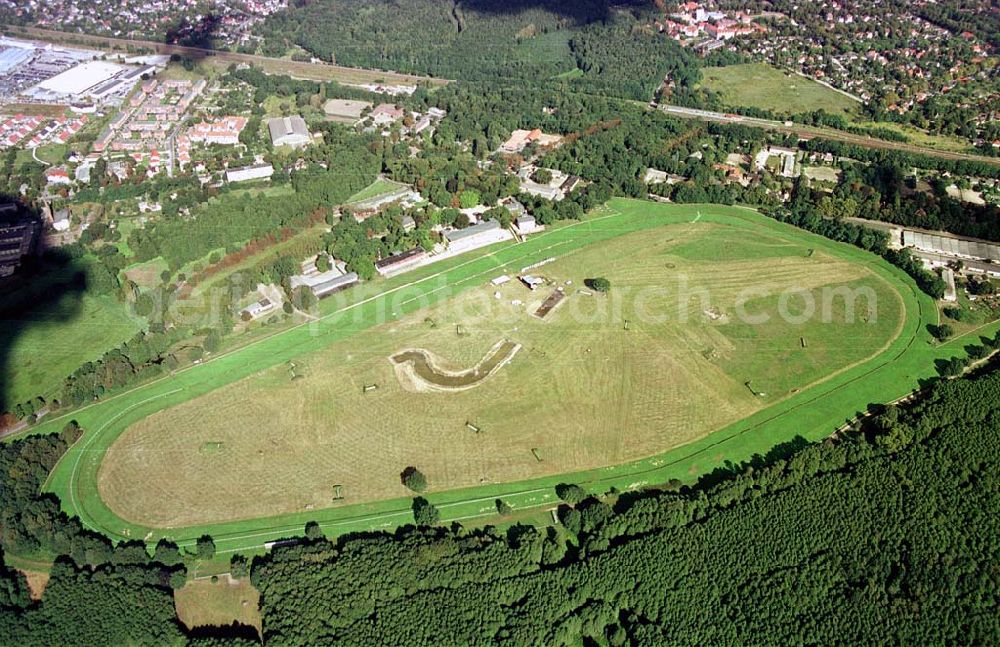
[{"x1": 391, "y1": 339, "x2": 520, "y2": 391}]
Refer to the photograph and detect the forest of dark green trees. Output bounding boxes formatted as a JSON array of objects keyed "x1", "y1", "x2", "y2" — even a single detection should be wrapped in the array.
[{"x1": 254, "y1": 0, "x2": 700, "y2": 101}]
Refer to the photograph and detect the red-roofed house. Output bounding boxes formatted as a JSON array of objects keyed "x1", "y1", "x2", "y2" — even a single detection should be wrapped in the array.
[
  {"x1": 44, "y1": 167, "x2": 71, "y2": 185},
  {"x1": 188, "y1": 116, "x2": 248, "y2": 145},
  {"x1": 371, "y1": 104, "x2": 405, "y2": 125}
]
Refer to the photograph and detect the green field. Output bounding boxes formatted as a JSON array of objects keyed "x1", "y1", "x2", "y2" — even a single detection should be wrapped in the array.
[
  {"x1": 123, "y1": 257, "x2": 169, "y2": 290},
  {"x1": 699, "y1": 63, "x2": 860, "y2": 117},
  {"x1": 98, "y1": 217, "x2": 900, "y2": 527},
  {"x1": 864, "y1": 121, "x2": 978, "y2": 153},
  {"x1": 513, "y1": 30, "x2": 574, "y2": 70},
  {"x1": 25, "y1": 199, "x2": 1000, "y2": 556},
  {"x1": 803, "y1": 166, "x2": 841, "y2": 183},
  {"x1": 261, "y1": 94, "x2": 324, "y2": 123},
  {"x1": 346, "y1": 178, "x2": 409, "y2": 203},
  {"x1": 174, "y1": 576, "x2": 261, "y2": 634},
  {"x1": 2, "y1": 294, "x2": 144, "y2": 406},
  {"x1": 15, "y1": 143, "x2": 68, "y2": 167},
  {"x1": 554, "y1": 68, "x2": 585, "y2": 80}
]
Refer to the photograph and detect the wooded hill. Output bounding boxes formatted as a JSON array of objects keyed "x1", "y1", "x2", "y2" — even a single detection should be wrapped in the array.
[{"x1": 254, "y1": 0, "x2": 700, "y2": 101}]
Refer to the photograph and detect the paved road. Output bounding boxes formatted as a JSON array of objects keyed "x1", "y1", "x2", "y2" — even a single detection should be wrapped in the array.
[
  {"x1": 658, "y1": 104, "x2": 1000, "y2": 167},
  {"x1": 0, "y1": 406, "x2": 49, "y2": 440}
]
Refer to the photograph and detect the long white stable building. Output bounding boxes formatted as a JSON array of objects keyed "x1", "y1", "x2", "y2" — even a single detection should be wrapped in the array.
[
  {"x1": 444, "y1": 219, "x2": 513, "y2": 254},
  {"x1": 902, "y1": 230, "x2": 1000, "y2": 263}
]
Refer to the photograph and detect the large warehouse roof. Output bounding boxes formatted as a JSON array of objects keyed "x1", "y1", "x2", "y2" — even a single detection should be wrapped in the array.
[
  {"x1": 36, "y1": 60, "x2": 127, "y2": 96},
  {"x1": 903, "y1": 230, "x2": 1000, "y2": 263},
  {"x1": 0, "y1": 45, "x2": 32, "y2": 74},
  {"x1": 267, "y1": 116, "x2": 310, "y2": 146},
  {"x1": 445, "y1": 219, "x2": 502, "y2": 242}
]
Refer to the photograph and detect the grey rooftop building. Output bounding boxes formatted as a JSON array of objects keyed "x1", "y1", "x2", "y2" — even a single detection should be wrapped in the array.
[{"x1": 267, "y1": 116, "x2": 311, "y2": 148}]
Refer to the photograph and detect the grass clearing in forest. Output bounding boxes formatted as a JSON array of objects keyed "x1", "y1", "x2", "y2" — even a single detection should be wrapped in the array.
[
  {"x1": 514, "y1": 30, "x2": 574, "y2": 68},
  {"x1": 698, "y1": 63, "x2": 859, "y2": 116},
  {"x1": 346, "y1": 178, "x2": 409, "y2": 203},
  {"x1": 174, "y1": 575, "x2": 261, "y2": 635},
  {"x1": 861, "y1": 121, "x2": 977, "y2": 153},
  {"x1": 18, "y1": 570, "x2": 50, "y2": 600},
  {"x1": 123, "y1": 257, "x2": 170, "y2": 290}
]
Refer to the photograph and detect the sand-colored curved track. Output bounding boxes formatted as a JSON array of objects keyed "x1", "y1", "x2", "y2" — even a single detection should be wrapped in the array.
[{"x1": 391, "y1": 340, "x2": 521, "y2": 392}]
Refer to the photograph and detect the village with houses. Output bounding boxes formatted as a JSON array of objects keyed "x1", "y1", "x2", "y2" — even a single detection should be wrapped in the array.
[
  {"x1": 0, "y1": 31, "x2": 581, "y2": 321},
  {"x1": 6, "y1": 0, "x2": 289, "y2": 49},
  {"x1": 1, "y1": 19, "x2": 997, "y2": 315},
  {"x1": 655, "y1": 1, "x2": 765, "y2": 54}
]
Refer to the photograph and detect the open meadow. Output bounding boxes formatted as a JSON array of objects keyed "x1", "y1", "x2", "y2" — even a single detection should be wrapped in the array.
[
  {"x1": 2, "y1": 293, "x2": 144, "y2": 406},
  {"x1": 97, "y1": 210, "x2": 903, "y2": 527},
  {"x1": 174, "y1": 575, "x2": 261, "y2": 635},
  {"x1": 345, "y1": 178, "x2": 409, "y2": 204},
  {"x1": 698, "y1": 63, "x2": 860, "y2": 116}
]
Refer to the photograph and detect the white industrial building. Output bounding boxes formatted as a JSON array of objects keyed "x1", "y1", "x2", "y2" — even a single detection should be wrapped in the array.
[
  {"x1": 374, "y1": 248, "x2": 428, "y2": 277},
  {"x1": 444, "y1": 219, "x2": 513, "y2": 254},
  {"x1": 225, "y1": 163, "x2": 274, "y2": 183},
  {"x1": 941, "y1": 267, "x2": 957, "y2": 303},
  {"x1": 308, "y1": 272, "x2": 359, "y2": 298},
  {"x1": 290, "y1": 254, "x2": 359, "y2": 298},
  {"x1": 0, "y1": 44, "x2": 32, "y2": 74},
  {"x1": 34, "y1": 60, "x2": 126, "y2": 97},
  {"x1": 349, "y1": 185, "x2": 422, "y2": 214},
  {"x1": 51, "y1": 209, "x2": 70, "y2": 232},
  {"x1": 267, "y1": 116, "x2": 311, "y2": 148},
  {"x1": 902, "y1": 230, "x2": 1000, "y2": 263},
  {"x1": 516, "y1": 214, "x2": 540, "y2": 235},
  {"x1": 241, "y1": 298, "x2": 278, "y2": 320},
  {"x1": 520, "y1": 181, "x2": 563, "y2": 201}
]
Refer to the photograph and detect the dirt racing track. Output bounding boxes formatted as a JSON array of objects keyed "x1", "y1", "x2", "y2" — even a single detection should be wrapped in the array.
[{"x1": 27, "y1": 199, "x2": 1000, "y2": 556}]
